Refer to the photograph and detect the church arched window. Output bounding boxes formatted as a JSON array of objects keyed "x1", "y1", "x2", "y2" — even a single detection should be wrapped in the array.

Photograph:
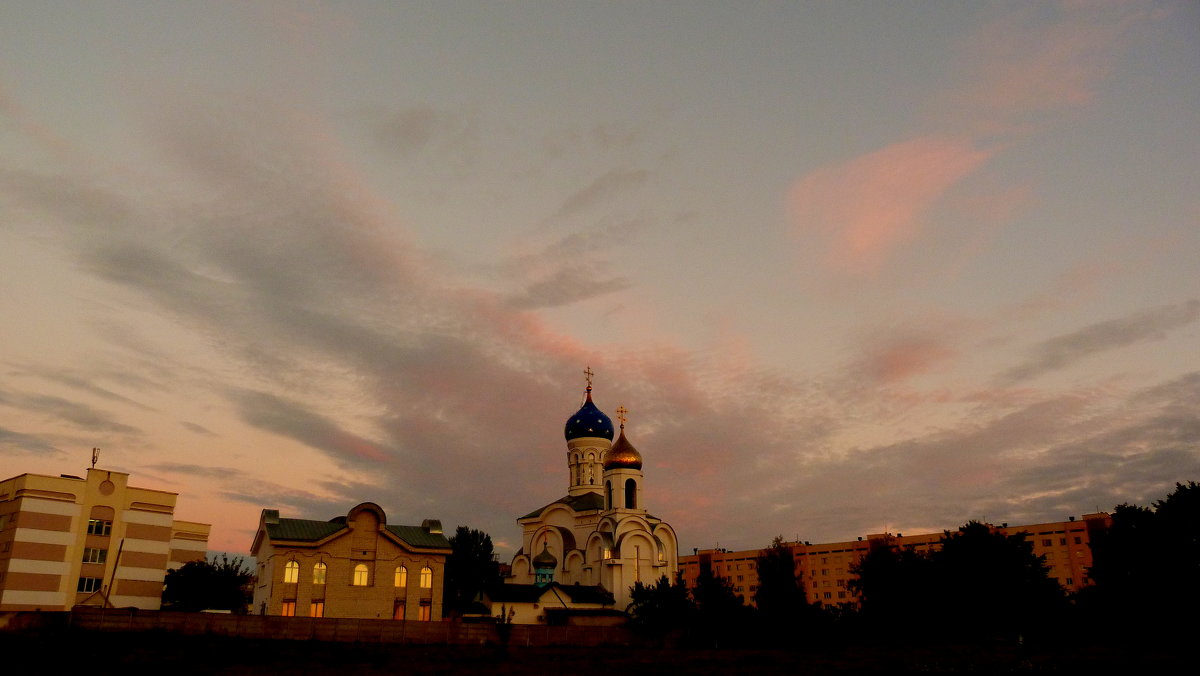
[
  {"x1": 353, "y1": 563, "x2": 369, "y2": 586},
  {"x1": 313, "y1": 562, "x2": 327, "y2": 585},
  {"x1": 284, "y1": 560, "x2": 299, "y2": 584},
  {"x1": 395, "y1": 566, "x2": 407, "y2": 587},
  {"x1": 625, "y1": 478, "x2": 637, "y2": 510},
  {"x1": 419, "y1": 566, "x2": 433, "y2": 588}
]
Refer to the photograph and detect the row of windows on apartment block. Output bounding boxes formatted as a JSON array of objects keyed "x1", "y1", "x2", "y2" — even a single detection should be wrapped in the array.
[
  {"x1": 0, "y1": 518, "x2": 115, "y2": 536},
  {"x1": 282, "y1": 561, "x2": 433, "y2": 588},
  {"x1": 279, "y1": 599, "x2": 432, "y2": 621}
]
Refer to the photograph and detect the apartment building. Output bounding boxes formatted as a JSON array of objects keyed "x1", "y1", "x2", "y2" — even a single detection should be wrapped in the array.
[
  {"x1": 0, "y1": 467, "x2": 211, "y2": 611},
  {"x1": 680, "y1": 513, "x2": 1112, "y2": 608}
]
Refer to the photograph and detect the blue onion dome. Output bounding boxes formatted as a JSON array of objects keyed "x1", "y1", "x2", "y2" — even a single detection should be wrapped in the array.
[
  {"x1": 604, "y1": 427, "x2": 643, "y2": 470},
  {"x1": 564, "y1": 387, "x2": 615, "y2": 441},
  {"x1": 532, "y1": 542, "x2": 558, "y2": 569}
]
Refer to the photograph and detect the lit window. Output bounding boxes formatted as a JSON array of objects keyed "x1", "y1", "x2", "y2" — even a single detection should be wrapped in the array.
[
  {"x1": 353, "y1": 563, "x2": 369, "y2": 586},
  {"x1": 1066, "y1": 578, "x2": 1074, "y2": 586},
  {"x1": 82, "y1": 547, "x2": 107, "y2": 564},
  {"x1": 1041, "y1": 539, "x2": 1052, "y2": 547},
  {"x1": 281, "y1": 600, "x2": 296, "y2": 617},
  {"x1": 313, "y1": 562, "x2": 327, "y2": 585},
  {"x1": 419, "y1": 566, "x2": 432, "y2": 588},
  {"x1": 393, "y1": 601, "x2": 406, "y2": 620},
  {"x1": 418, "y1": 602, "x2": 431, "y2": 621},
  {"x1": 86, "y1": 519, "x2": 112, "y2": 536},
  {"x1": 309, "y1": 601, "x2": 324, "y2": 618},
  {"x1": 284, "y1": 560, "x2": 299, "y2": 583},
  {"x1": 77, "y1": 577, "x2": 102, "y2": 593},
  {"x1": 395, "y1": 566, "x2": 407, "y2": 588}
]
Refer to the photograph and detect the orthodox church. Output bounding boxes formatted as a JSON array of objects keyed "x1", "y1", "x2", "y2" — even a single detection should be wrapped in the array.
[{"x1": 505, "y1": 370, "x2": 679, "y2": 614}]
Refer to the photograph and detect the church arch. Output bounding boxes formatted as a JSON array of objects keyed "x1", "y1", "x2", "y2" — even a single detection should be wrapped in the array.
[
  {"x1": 625, "y1": 478, "x2": 637, "y2": 509},
  {"x1": 563, "y1": 550, "x2": 585, "y2": 584}
]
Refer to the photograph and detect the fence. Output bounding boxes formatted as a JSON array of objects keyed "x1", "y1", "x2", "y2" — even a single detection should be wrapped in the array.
[{"x1": 2, "y1": 607, "x2": 636, "y2": 647}]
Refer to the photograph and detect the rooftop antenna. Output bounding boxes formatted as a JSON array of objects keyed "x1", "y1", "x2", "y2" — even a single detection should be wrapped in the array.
[{"x1": 91, "y1": 447, "x2": 99, "y2": 469}]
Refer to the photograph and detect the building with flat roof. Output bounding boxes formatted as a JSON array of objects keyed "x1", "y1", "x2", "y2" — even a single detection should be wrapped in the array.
[
  {"x1": 680, "y1": 513, "x2": 1112, "y2": 608},
  {"x1": 0, "y1": 467, "x2": 211, "y2": 611},
  {"x1": 250, "y1": 502, "x2": 451, "y2": 621}
]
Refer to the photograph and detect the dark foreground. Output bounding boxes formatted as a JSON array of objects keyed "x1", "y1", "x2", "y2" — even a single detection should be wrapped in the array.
[{"x1": 2, "y1": 629, "x2": 1187, "y2": 675}]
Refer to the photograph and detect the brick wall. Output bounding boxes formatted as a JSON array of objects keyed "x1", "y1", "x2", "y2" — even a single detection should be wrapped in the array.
[{"x1": 46, "y1": 607, "x2": 634, "y2": 647}]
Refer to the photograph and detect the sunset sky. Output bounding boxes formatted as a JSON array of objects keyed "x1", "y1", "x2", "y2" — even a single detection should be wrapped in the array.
[{"x1": 2, "y1": 1, "x2": 1197, "y2": 557}]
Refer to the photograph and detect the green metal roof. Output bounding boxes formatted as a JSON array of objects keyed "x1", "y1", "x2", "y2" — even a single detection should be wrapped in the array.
[
  {"x1": 264, "y1": 517, "x2": 450, "y2": 550},
  {"x1": 265, "y1": 518, "x2": 345, "y2": 542},
  {"x1": 385, "y1": 524, "x2": 451, "y2": 549},
  {"x1": 519, "y1": 492, "x2": 604, "y2": 520}
]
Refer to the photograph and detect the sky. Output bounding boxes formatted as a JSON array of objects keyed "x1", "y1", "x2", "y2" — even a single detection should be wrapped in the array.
[{"x1": 1, "y1": 1, "x2": 1198, "y2": 557}]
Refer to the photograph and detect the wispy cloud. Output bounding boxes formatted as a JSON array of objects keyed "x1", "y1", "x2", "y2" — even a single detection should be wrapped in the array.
[
  {"x1": 790, "y1": 136, "x2": 992, "y2": 274},
  {"x1": 947, "y1": 1, "x2": 1156, "y2": 136},
  {"x1": 543, "y1": 168, "x2": 650, "y2": 226},
  {"x1": 0, "y1": 426, "x2": 62, "y2": 456},
  {"x1": 1000, "y1": 300, "x2": 1200, "y2": 383},
  {"x1": 145, "y1": 463, "x2": 242, "y2": 480}
]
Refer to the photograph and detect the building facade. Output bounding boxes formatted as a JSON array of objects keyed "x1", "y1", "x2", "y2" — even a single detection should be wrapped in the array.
[
  {"x1": 680, "y1": 513, "x2": 1113, "y2": 608},
  {"x1": 250, "y1": 502, "x2": 451, "y2": 621},
  {"x1": 506, "y1": 373, "x2": 679, "y2": 615},
  {"x1": 0, "y1": 467, "x2": 211, "y2": 611}
]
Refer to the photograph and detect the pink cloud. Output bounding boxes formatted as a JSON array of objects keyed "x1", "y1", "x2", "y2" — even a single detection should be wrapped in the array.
[
  {"x1": 946, "y1": 2, "x2": 1156, "y2": 135},
  {"x1": 861, "y1": 334, "x2": 958, "y2": 385},
  {"x1": 789, "y1": 136, "x2": 993, "y2": 274}
]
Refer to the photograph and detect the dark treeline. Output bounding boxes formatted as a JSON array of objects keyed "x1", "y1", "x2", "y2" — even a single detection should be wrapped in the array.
[{"x1": 629, "y1": 481, "x2": 1199, "y2": 649}]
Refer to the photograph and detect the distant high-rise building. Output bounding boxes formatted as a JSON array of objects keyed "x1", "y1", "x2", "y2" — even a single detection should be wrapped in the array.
[
  {"x1": 0, "y1": 467, "x2": 210, "y2": 611},
  {"x1": 680, "y1": 513, "x2": 1112, "y2": 608}
]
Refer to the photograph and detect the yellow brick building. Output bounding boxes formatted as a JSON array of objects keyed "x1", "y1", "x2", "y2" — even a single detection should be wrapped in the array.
[
  {"x1": 680, "y1": 513, "x2": 1112, "y2": 608},
  {"x1": 0, "y1": 467, "x2": 211, "y2": 611},
  {"x1": 250, "y1": 502, "x2": 451, "y2": 621}
]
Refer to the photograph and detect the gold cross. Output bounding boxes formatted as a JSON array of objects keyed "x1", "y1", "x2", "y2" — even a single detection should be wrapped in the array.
[
  {"x1": 615, "y1": 406, "x2": 628, "y2": 427},
  {"x1": 583, "y1": 366, "x2": 594, "y2": 388}
]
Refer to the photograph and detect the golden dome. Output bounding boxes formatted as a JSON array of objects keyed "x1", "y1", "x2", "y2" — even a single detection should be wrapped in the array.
[{"x1": 604, "y1": 428, "x2": 642, "y2": 470}]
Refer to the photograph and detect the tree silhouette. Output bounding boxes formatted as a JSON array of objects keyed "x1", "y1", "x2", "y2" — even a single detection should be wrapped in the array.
[
  {"x1": 932, "y1": 521, "x2": 1064, "y2": 640},
  {"x1": 850, "y1": 522, "x2": 1063, "y2": 641},
  {"x1": 443, "y1": 526, "x2": 501, "y2": 616},
  {"x1": 689, "y1": 566, "x2": 753, "y2": 646},
  {"x1": 162, "y1": 554, "x2": 254, "y2": 613},
  {"x1": 627, "y1": 574, "x2": 694, "y2": 637},
  {"x1": 1084, "y1": 481, "x2": 1200, "y2": 640},
  {"x1": 754, "y1": 536, "x2": 826, "y2": 642},
  {"x1": 850, "y1": 540, "x2": 936, "y2": 636}
]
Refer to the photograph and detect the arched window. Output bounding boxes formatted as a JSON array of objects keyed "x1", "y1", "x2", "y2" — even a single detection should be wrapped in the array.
[
  {"x1": 313, "y1": 562, "x2": 327, "y2": 585},
  {"x1": 284, "y1": 560, "x2": 299, "y2": 584},
  {"x1": 419, "y1": 566, "x2": 432, "y2": 588},
  {"x1": 606, "y1": 481, "x2": 613, "y2": 510},
  {"x1": 395, "y1": 566, "x2": 407, "y2": 588},
  {"x1": 625, "y1": 478, "x2": 637, "y2": 510},
  {"x1": 353, "y1": 563, "x2": 369, "y2": 586}
]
